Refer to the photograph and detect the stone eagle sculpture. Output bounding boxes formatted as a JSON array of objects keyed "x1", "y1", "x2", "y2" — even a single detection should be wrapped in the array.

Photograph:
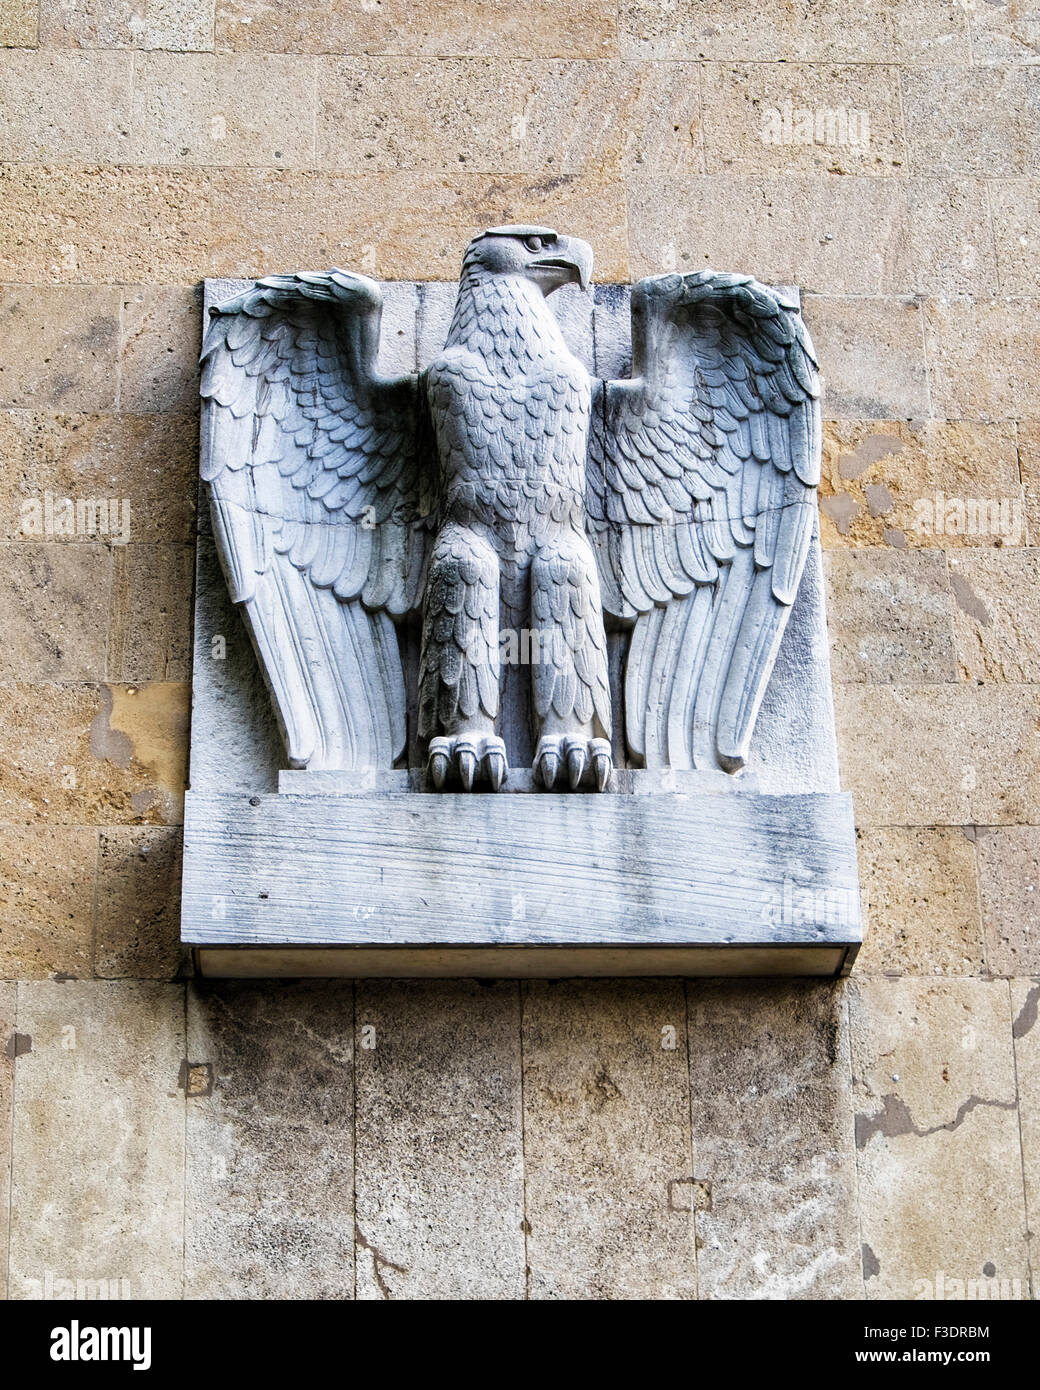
[{"x1": 200, "y1": 225, "x2": 821, "y2": 793}]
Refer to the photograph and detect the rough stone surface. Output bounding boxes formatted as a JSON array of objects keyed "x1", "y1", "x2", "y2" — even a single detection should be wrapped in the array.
[
  {"x1": 688, "y1": 981, "x2": 861, "y2": 1298},
  {"x1": 354, "y1": 980, "x2": 524, "y2": 1299},
  {"x1": 95, "y1": 826, "x2": 183, "y2": 979},
  {"x1": 1012, "y1": 978, "x2": 1040, "y2": 1284},
  {"x1": 0, "y1": 541, "x2": 112, "y2": 681},
  {"x1": 215, "y1": 0, "x2": 620, "y2": 58},
  {"x1": 185, "y1": 981, "x2": 355, "y2": 1298},
  {"x1": 0, "y1": 824, "x2": 96, "y2": 979},
  {"x1": 0, "y1": 410, "x2": 198, "y2": 544},
  {"x1": 949, "y1": 550, "x2": 1040, "y2": 684},
  {"x1": 523, "y1": 980, "x2": 697, "y2": 1299},
  {"x1": 0, "y1": 287, "x2": 121, "y2": 411},
  {"x1": 0, "y1": 982, "x2": 14, "y2": 1301},
  {"x1": 39, "y1": 0, "x2": 214, "y2": 50},
  {"x1": 850, "y1": 979, "x2": 1029, "y2": 1300},
  {"x1": 818, "y1": 419, "x2": 1022, "y2": 551},
  {"x1": 855, "y1": 827, "x2": 986, "y2": 977},
  {"x1": 977, "y1": 828, "x2": 1040, "y2": 977},
  {"x1": 7, "y1": 981, "x2": 185, "y2": 1298},
  {"x1": 823, "y1": 549, "x2": 958, "y2": 685}
]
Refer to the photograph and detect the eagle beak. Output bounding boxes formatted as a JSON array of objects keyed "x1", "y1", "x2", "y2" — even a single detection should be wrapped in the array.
[{"x1": 532, "y1": 236, "x2": 593, "y2": 293}]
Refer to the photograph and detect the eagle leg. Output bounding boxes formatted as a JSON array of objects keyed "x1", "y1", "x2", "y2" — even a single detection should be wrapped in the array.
[{"x1": 529, "y1": 531, "x2": 613, "y2": 793}]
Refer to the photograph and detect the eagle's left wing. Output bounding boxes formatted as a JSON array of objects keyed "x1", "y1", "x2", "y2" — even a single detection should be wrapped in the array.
[{"x1": 586, "y1": 270, "x2": 821, "y2": 773}]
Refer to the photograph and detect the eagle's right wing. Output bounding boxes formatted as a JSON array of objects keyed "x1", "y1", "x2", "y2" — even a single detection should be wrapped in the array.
[{"x1": 200, "y1": 270, "x2": 434, "y2": 772}]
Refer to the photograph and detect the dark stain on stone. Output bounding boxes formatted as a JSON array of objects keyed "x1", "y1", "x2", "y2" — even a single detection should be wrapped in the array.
[
  {"x1": 983, "y1": 1261, "x2": 996, "y2": 1277},
  {"x1": 820, "y1": 492, "x2": 860, "y2": 534},
  {"x1": 862, "y1": 1243, "x2": 881, "y2": 1280},
  {"x1": 51, "y1": 972, "x2": 77, "y2": 982},
  {"x1": 355, "y1": 1222, "x2": 407, "y2": 1299},
  {"x1": 856, "y1": 1092, "x2": 1017, "y2": 1149},
  {"x1": 882, "y1": 527, "x2": 907, "y2": 549},
  {"x1": 950, "y1": 572, "x2": 992, "y2": 626},
  {"x1": 586, "y1": 1065, "x2": 621, "y2": 1112},
  {"x1": 865, "y1": 483, "x2": 895, "y2": 518},
  {"x1": 1013, "y1": 982, "x2": 1040, "y2": 1040},
  {"x1": 178, "y1": 1059, "x2": 214, "y2": 1097},
  {"x1": 961, "y1": 824, "x2": 977, "y2": 842},
  {"x1": 89, "y1": 685, "x2": 133, "y2": 769},
  {"x1": 6, "y1": 1032, "x2": 31, "y2": 1059},
  {"x1": 838, "y1": 434, "x2": 904, "y2": 481}
]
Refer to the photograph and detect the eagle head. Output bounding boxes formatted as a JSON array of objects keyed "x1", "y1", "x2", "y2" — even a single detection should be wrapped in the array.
[{"x1": 462, "y1": 225, "x2": 593, "y2": 295}]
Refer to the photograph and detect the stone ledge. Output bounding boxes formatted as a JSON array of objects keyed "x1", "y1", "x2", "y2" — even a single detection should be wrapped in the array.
[{"x1": 183, "y1": 788, "x2": 861, "y2": 977}]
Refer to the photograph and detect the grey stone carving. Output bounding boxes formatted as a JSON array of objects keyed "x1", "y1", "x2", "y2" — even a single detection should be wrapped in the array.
[{"x1": 200, "y1": 226, "x2": 820, "y2": 795}]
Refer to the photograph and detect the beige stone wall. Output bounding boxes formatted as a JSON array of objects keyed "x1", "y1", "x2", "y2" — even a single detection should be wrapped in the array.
[{"x1": 0, "y1": 0, "x2": 1037, "y2": 1299}]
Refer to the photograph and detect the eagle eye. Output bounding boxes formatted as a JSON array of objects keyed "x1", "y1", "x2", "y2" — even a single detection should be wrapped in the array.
[{"x1": 523, "y1": 235, "x2": 544, "y2": 252}]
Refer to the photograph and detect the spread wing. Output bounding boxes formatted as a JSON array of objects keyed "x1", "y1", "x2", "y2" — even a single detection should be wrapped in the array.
[
  {"x1": 586, "y1": 271, "x2": 821, "y2": 773},
  {"x1": 200, "y1": 270, "x2": 433, "y2": 772}
]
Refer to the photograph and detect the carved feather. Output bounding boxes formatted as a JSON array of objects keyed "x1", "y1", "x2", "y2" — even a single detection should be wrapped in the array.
[
  {"x1": 587, "y1": 270, "x2": 822, "y2": 773},
  {"x1": 200, "y1": 270, "x2": 432, "y2": 771}
]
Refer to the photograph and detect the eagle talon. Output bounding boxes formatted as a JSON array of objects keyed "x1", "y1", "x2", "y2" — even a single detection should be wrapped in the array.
[
  {"x1": 426, "y1": 734, "x2": 508, "y2": 792},
  {"x1": 535, "y1": 735, "x2": 613, "y2": 792}
]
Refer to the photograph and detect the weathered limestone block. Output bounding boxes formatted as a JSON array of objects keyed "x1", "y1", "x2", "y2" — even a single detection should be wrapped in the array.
[
  {"x1": 0, "y1": 287, "x2": 121, "y2": 411},
  {"x1": 354, "y1": 980, "x2": 524, "y2": 1299},
  {"x1": 131, "y1": 53, "x2": 317, "y2": 168},
  {"x1": 976, "y1": 827, "x2": 1040, "y2": 977},
  {"x1": 0, "y1": 165, "x2": 210, "y2": 285},
  {"x1": 902, "y1": 65, "x2": 1040, "y2": 177},
  {"x1": 989, "y1": 179, "x2": 1040, "y2": 298},
  {"x1": 688, "y1": 980, "x2": 861, "y2": 1299},
  {"x1": 627, "y1": 175, "x2": 996, "y2": 297},
  {"x1": 823, "y1": 550, "x2": 958, "y2": 685},
  {"x1": 0, "y1": 52, "x2": 133, "y2": 162},
  {"x1": 854, "y1": 827, "x2": 985, "y2": 977},
  {"x1": 214, "y1": 0, "x2": 620, "y2": 58},
  {"x1": 0, "y1": 542, "x2": 112, "y2": 682},
  {"x1": 0, "y1": 983, "x2": 13, "y2": 1301},
  {"x1": 1011, "y1": 978, "x2": 1040, "y2": 1280},
  {"x1": 109, "y1": 544, "x2": 194, "y2": 683},
  {"x1": 850, "y1": 978, "x2": 1029, "y2": 1301},
  {"x1": 949, "y1": 550, "x2": 1040, "y2": 683},
  {"x1": 923, "y1": 297, "x2": 1040, "y2": 421},
  {"x1": 0, "y1": 0, "x2": 36, "y2": 45},
  {"x1": 119, "y1": 287, "x2": 203, "y2": 413},
  {"x1": 834, "y1": 683, "x2": 1040, "y2": 827},
  {"x1": 802, "y1": 297, "x2": 929, "y2": 419},
  {"x1": 316, "y1": 59, "x2": 702, "y2": 180},
  {"x1": 619, "y1": 0, "x2": 893, "y2": 62},
  {"x1": 39, "y1": 0, "x2": 214, "y2": 50},
  {"x1": 701, "y1": 63, "x2": 906, "y2": 176},
  {"x1": 7, "y1": 981, "x2": 186, "y2": 1299},
  {"x1": 523, "y1": 979, "x2": 697, "y2": 1299},
  {"x1": 185, "y1": 981, "x2": 355, "y2": 1299},
  {"x1": 0, "y1": 825, "x2": 97, "y2": 980},
  {"x1": 0, "y1": 682, "x2": 188, "y2": 826},
  {"x1": 818, "y1": 419, "x2": 1022, "y2": 551},
  {"x1": 95, "y1": 826, "x2": 183, "y2": 980},
  {"x1": 204, "y1": 169, "x2": 631, "y2": 283}
]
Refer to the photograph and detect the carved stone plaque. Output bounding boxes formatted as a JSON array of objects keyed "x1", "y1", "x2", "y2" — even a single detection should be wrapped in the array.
[{"x1": 182, "y1": 229, "x2": 861, "y2": 977}]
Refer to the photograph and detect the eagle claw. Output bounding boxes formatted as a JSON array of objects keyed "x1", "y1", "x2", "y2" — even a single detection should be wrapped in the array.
[
  {"x1": 535, "y1": 736, "x2": 612, "y2": 792},
  {"x1": 427, "y1": 734, "x2": 508, "y2": 792}
]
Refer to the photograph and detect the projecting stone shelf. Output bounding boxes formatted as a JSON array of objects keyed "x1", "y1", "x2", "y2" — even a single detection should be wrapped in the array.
[{"x1": 182, "y1": 787, "x2": 861, "y2": 978}]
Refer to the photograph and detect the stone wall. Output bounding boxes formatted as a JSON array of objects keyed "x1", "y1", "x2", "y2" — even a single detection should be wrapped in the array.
[{"x1": 0, "y1": 0, "x2": 1036, "y2": 1299}]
